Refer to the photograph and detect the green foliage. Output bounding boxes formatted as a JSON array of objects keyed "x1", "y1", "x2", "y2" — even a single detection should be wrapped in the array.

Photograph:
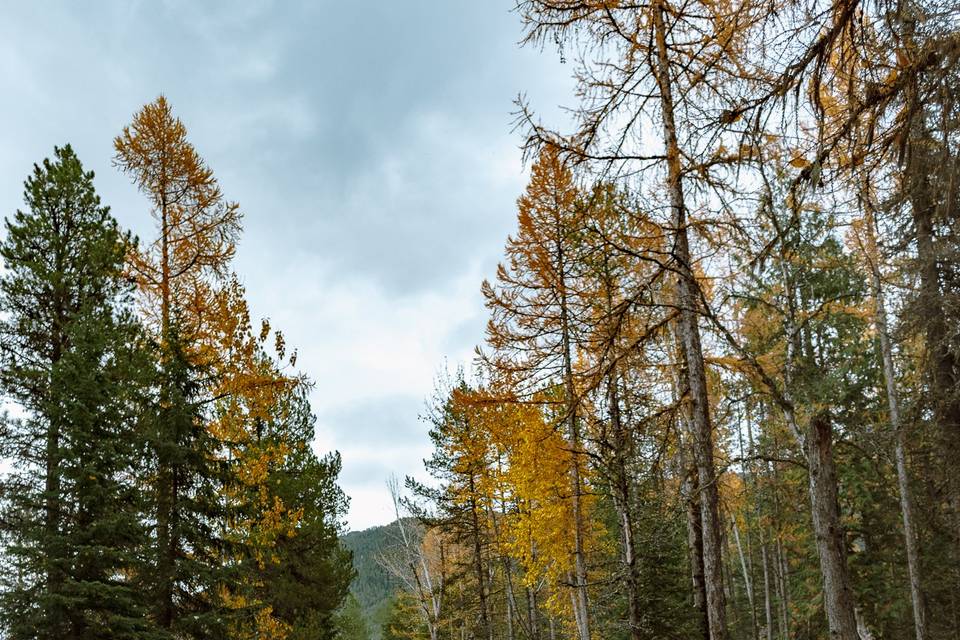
[
  {"x1": 380, "y1": 593, "x2": 428, "y2": 640},
  {"x1": 139, "y1": 329, "x2": 236, "y2": 639},
  {"x1": 256, "y1": 389, "x2": 354, "y2": 639},
  {"x1": 341, "y1": 521, "x2": 406, "y2": 637},
  {"x1": 0, "y1": 142, "x2": 355, "y2": 640},
  {"x1": 0, "y1": 145, "x2": 158, "y2": 639},
  {"x1": 334, "y1": 594, "x2": 372, "y2": 640}
]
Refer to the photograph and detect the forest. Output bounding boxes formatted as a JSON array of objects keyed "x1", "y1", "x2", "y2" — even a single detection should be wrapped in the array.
[
  {"x1": 0, "y1": 98, "x2": 356, "y2": 639},
  {"x1": 377, "y1": 1, "x2": 960, "y2": 640},
  {"x1": 2, "y1": 0, "x2": 960, "y2": 639}
]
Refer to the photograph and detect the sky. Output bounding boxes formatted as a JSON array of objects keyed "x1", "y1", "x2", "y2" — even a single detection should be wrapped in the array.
[{"x1": 0, "y1": 1, "x2": 573, "y2": 530}]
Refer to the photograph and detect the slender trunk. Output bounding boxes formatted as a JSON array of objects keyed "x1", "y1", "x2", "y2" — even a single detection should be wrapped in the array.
[
  {"x1": 685, "y1": 467, "x2": 710, "y2": 640},
  {"x1": 608, "y1": 374, "x2": 643, "y2": 640},
  {"x1": 761, "y1": 540, "x2": 773, "y2": 640},
  {"x1": 558, "y1": 245, "x2": 590, "y2": 640},
  {"x1": 614, "y1": 488, "x2": 643, "y2": 640},
  {"x1": 860, "y1": 197, "x2": 927, "y2": 640},
  {"x1": 468, "y1": 484, "x2": 492, "y2": 640},
  {"x1": 651, "y1": 2, "x2": 727, "y2": 636},
  {"x1": 501, "y1": 550, "x2": 519, "y2": 640},
  {"x1": 731, "y1": 514, "x2": 756, "y2": 635},
  {"x1": 774, "y1": 528, "x2": 790, "y2": 640},
  {"x1": 806, "y1": 412, "x2": 859, "y2": 640},
  {"x1": 734, "y1": 410, "x2": 759, "y2": 640},
  {"x1": 492, "y1": 488, "x2": 524, "y2": 640},
  {"x1": 506, "y1": 577, "x2": 515, "y2": 640},
  {"x1": 568, "y1": 572, "x2": 586, "y2": 640},
  {"x1": 749, "y1": 405, "x2": 774, "y2": 640},
  {"x1": 674, "y1": 332, "x2": 710, "y2": 640},
  {"x1": 527, "y1": 586, "x2": 540, "y2": 640}
]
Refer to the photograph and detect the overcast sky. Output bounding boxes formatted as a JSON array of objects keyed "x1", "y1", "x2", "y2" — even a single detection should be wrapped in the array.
[{"x1": 0, "y1": 1, "x2": 572, "y2": 530}]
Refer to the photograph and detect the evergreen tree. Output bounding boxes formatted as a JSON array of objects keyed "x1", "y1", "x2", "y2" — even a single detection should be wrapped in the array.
[
  {"x1": 334, "y1": 594, "x2": 372, "y2": 640},
  {"x1": 380, "y1": 593, "x2": 429, "y2": 640},
  {"x1": 0, "y1": 145, "x2": 156, "y2": 639},
  {"x1": 406, "y1": 374, "x2": 496, "y2": 640},
  {"x1": 140, "y1": 328, "x2": 234, "y2": 638},
  {"x1": 251, "y1": 385, "x2": 354, "y2": 640}
]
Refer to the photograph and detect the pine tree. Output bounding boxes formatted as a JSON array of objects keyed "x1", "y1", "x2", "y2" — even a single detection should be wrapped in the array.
[
  {"x1": 334, "y1": 594, "x2": 372, "y2": 640},
  {"x1": 407, "y1": 374, "x2": 497, "y2": 640},
  {"x1": 247, "y1": 385, "x2": 354, "y2": 640},
  {"x1": 0, "y1": 145, "x2": 156, "y2": 639}
]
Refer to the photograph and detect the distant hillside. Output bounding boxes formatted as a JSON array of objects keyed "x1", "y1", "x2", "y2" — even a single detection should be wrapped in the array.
[{"x1": 342, "y1": 519, "x2": 419, "y2": 638}]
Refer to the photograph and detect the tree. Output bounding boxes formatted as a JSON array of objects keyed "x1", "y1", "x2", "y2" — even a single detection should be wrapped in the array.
[
  {"x1": 334, "y1": 594, "x2": 371, "y2": 640},
  {"x1": 381, "y1": 592, "x2": 430, "y2": 640},
  {"x1": 113, "y1": 94, "x2": 240, "y2": 348},
  {"x1": 253, "y1": 388, "x2": 354, "y2": 640},
  {"x1": 512, "y1": 2, "x2": 764, "y2": 632},
  {"x1": 482, "y1": 146, "x2": 594, "y2": 640},
  {"x1": 406, "y1": 373, "x2": 496, "y2": 640},
  {"x1": 114, "y1": 97, "x2": 243, "y2": 637},
  {"x1": 0, "y1": 145, "x2": 157, "y2": 639}
]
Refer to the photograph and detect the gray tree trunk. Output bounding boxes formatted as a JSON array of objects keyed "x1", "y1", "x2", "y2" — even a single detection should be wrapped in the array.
[
  {"x1": 860, "y1": 198, "x2": 927, "y2": 640},
  {"x1": 806, "y1": 412, "x2": 860, "y2": 640},
  {"x1": 651, "y1": 2, "x2": 728, "y2": 636},
  {"x1": 559, "y1": 252, "x2": 591, "y2": 640}
]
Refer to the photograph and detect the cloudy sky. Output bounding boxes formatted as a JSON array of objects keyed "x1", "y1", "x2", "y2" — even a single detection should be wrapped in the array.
[{"x1": 0, "y1": 1, "x2": 572, "y2": 530}]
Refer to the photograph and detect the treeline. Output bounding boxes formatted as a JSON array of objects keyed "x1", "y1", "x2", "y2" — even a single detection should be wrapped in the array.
[
  {"x1": 0, "y1": 97, "x2": 353, "y2": 640},
  {"x1": 385, "y1": 1, "x2": 960, "y2": 640}
]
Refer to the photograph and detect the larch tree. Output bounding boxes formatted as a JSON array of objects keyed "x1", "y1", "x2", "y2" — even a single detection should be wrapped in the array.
[
  {"x1": 113, "y1": 95, "x2": 240, "y2": 349},
  {"x1": 114, "y1": 96, "x2": 243, "y2": 637},
  {"x1": 481, "y1": 145, "x2": 594, "y2": 640},
  {"x1": 511, "y1": 1, "x2": 775, "y2": 633}
]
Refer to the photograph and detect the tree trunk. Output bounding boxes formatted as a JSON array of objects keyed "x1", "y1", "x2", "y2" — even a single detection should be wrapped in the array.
[
  {"x1": 501, "y1": 552, "x2": 520, "y2": 640},
  {"x1": 526, "y1": 586, "x2": 539, "y2": 640},
  {"x1": 651, "y1": 2, "x2": 728, "y2": 636},
  {"x1": 608, "y1": 373, "x2": 643, "y2": 640},
  {"x1": 558, "y1": 245, "x2": 591, "y2": 640},
  {"x1": 731, "y1": 513, "x2": 757, "y2": 639},
  {"x1": 505, "y1": 577, "x2": 515, "y2": 640},
  {"x1": 861, "y1": 198, "x2": 927, "y2": 640},
  {"x1": 806, "y1": 411, "x2": 859, "y2": 640},
  {"x1": 761, "y1": 540, "x2": 773, "y2": 640},
  {"x1": 468, "y1": 484, "x2": 492, "y2": 640},
  {"x1": 912, "y1": 170, "x2": 960, "y2": 579},
  {"x1": 685, "y1": 467, "x2": 710, "y2": 640},
  {"x1": 774, "y1": 523, "x2": 790, "y2": 640}
]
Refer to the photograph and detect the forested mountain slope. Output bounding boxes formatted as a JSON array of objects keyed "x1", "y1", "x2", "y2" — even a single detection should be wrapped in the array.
[{"x1": 342, "y1": 520, "x2": 414, "y2": 638}]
